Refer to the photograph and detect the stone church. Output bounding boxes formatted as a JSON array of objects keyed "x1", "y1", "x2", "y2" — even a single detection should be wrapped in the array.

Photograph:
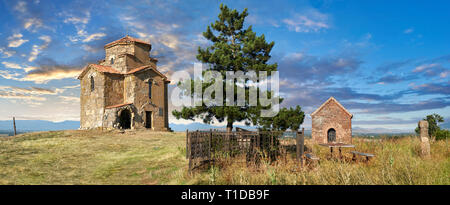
[
  {"x1": 311, "y1": 97, "x2": 352, "y2": 144},
  {"x1": 78, "y1": 36, "x2": 171, "y2": 131}
]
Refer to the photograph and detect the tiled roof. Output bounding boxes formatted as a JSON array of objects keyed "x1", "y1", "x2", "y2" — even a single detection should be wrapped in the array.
[
  {"x1": 78, "y1": 64, "x2": 168, "y2": 81},
  {"x1": 105, "y1": 102, "x2": 133, "y2": 109},
  {"x1": 104, "y1": 35, "x2": 151, "y2": 48},
  {"x1": 91, "y1": 64, "x2": 121, "y2": 74},
  {"x1": 126, "y1": 65, "x2": 151, "y2": 74},
  {"x1": 77, "y1": 64, "x2": 120, "y2": 79}
]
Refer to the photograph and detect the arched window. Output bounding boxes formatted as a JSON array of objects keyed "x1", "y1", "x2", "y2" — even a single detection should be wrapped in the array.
[
  {"x1": 327, "y1": 128, "x2": 336, "y2": 142},
  {"x1": 90, "y1": 76, "x2": 95, "y2": 92},
  {"x1": 148, "y1": 80, "x2": 152, "y2": 98},
  {"x1": 110, "y1": 57, "x2": 114, "y2": 64}
]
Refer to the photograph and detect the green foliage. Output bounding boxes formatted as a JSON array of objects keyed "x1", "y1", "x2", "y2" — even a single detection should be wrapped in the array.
[
  {"x1": 257, "y1": 105, "x2": 305, "y2": 131},
  {"x1": 172, "y1": 4, "x2": 280, "y2": 130},
  {"x1": 415, "y1": 113, "x2": 445, "y2": 140},
  {"x1": 435, "y1": 129, "x2": 450, "y2": 140}
]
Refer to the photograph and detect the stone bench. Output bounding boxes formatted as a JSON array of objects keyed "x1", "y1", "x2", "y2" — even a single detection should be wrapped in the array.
[{"x1": 351, "y1": 151, "x2": 375, "y2": 162}]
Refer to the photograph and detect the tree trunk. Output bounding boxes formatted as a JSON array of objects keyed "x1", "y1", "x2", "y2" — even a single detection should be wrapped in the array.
[{"x1": 227, "y1": 121, "x2": 233, "y2": 133}]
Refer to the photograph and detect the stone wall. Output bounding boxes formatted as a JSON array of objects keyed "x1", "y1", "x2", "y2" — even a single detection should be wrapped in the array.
[
  {"x1": 104, "y1": 43, "x2": 151, "y2": 73},
  {"x1": 131, "y1": 71, "x2": 169, "y2": 131},
  {"x1": 134, "y1": 44, "x2": 151, "y2": 63},
  {"x1": 311, "y1": 100, "x2": 352, "y2": 144},
  {"x1": 105, "y1": 44, "x2": 134, "y2": 73},
  {"x1": 103, "y1": 104, "x2": 137, "y2": 129},
  {"x1": 104, "y1": 74, "x2": 124, "y2": 107},
  {"x1": 80, "y1": 68, "x2": 105, "y2": 129}
]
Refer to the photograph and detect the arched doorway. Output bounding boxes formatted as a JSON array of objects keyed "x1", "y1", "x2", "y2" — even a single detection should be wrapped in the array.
[
  {"x1": 118, "y1": 109, "x2": 131, "y2": 129},
  {"x1": 327, "y1": 128, "x2": 336, "y2": 143}
]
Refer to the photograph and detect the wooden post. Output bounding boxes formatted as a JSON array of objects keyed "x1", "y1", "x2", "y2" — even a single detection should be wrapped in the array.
[
  {"x1": 301, "y1": 128, "x2": 304, "y2": 163},
  {"x1": 13, "y1": 117, "x2": 16, "y2": 136},
  {"x1": 209, "y1": 129, "x2": 212, "y2": 161},
  {"x1": 296, "y1": 128, "x2": 305, "y2": 168},
  {"x1": 186, "y1": 129, "x2": 189, "y2": 159}
]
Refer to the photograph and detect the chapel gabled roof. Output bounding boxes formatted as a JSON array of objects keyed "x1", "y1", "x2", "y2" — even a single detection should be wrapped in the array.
[
  {"x1": 310, "y1": 96, "x2": 353, "y2": 118},
  {"x1": 77, "y1": 64, "x2": 121, "y2": 79},
  {"x1": 77, "y1": 64, "x2": 169, "y2": 81},
  {"x1": 104, "y1": 35, "x2": 151, "y2": 49}
]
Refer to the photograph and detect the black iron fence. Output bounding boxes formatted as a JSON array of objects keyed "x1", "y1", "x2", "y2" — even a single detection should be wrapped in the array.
[{"x1": 186, "y1": 128, "x2": 304, "y2": 171}]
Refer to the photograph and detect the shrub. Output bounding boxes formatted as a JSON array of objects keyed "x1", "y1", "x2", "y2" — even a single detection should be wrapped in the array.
[{"x1": 435, "y1": 129, "x2": 450, "y2": 141}]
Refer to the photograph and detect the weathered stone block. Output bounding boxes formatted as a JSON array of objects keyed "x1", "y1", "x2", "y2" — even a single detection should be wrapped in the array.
[{"x1": 418, "y1": 120, "x2": 430, "y2": 158}]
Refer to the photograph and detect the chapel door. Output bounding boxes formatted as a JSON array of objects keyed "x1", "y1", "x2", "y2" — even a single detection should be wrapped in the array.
[{"x1": 145, "y1": 111, "x2": 152, "y2": 129}]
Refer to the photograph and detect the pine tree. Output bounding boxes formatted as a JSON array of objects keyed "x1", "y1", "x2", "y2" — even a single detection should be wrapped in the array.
[{"x1": 172, "y1": 4, "x2": 279, "y2": 132}]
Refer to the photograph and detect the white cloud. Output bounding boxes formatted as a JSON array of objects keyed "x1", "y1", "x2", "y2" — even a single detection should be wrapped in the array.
[
  {"x1": 404, "y1": 28, "x2": 414, "y2": 34},
  {"x1": 0, "y1": 70, "x2": 21, "y2": 80},
  {"x1": 283, "y1": 52, "x2": 304, "y2": 61},
  {"x1": 82, "y1": 45, "x2": 100, "y2": 53},
  {"x1": 22, "y1": 69, "x2": 81, "y2": 84},
  {"x1": 28, "y1": 35, "x2": 52, "y2": 62},
  {"x1": 7, "y1": 33, "x2": 28, "y2": 48},
  {"x1": 0, "y1": 47, "x2": 15, "y2": 58},
  {"x1": 1, "y1": 62, "x2": 37, "y2": 72},
  {"x1": 82, "y1": 33, "x2": 106, "y2": 43},
  {"x1": 2, "y1": 62, "x2": 22, "y2": 69},
  {"x1": 282, "y1": 10, "x2": 329, "y2": 33},
  {"x1": 14, "y1": 1, "x2": 27, "y2": 13},
  {"x1": 0, "y1": 86, "x2": 62, "y2": 96},
  {"x1": 63, "y1": 11, "x2": 105, "y2": 43},
  {"x1": 24, "y1": 18, "x2": 44, "y2": 31},
  {"x1": 58, "y1": 95, "x2": 80, "y2": 103},
  {"x1": 413, "y1": 63, "x2": 438, "y2": 72},
  {"x1": 62, "y1": 84, "x2": 80, "y2": 89},
  {"x1": 0, "y1": 92, "x2": 46, "y2": 101},
  {"x1": 63, "y1": 11, "x2": 90, "y2": 25}
]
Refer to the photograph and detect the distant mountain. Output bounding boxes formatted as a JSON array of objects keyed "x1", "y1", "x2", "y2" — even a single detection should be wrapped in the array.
[
  {"x1": 0, "y1": 120, "x2": 416, "y2": 135},
  {"x1": 0, "y1": 120, "x2": 80, "y2": 134},
  {"x1": 352, "y1": 126, "x2": 413, "y2": 134}
]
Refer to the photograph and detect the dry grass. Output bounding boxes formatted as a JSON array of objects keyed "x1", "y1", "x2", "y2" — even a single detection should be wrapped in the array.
[
  {"x1": 0, "y1": 130, "x2": 448, "y2": 185},
  {"x1": 205, "y1": 137, "x2": 450, "y2": 185},
  {"x1": 0, "y1": 130, "x2": 193, "y2": 185}
]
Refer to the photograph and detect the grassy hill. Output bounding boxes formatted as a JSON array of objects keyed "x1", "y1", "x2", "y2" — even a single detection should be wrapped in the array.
[{"x1": 0, "y1": 130, "x2": 448, "y2": 185}]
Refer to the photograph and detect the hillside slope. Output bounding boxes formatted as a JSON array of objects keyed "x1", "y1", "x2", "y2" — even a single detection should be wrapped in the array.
[
  {"x1": 0, "y1": 130, "x2": 192, "y2": 185},
  {"x1": 0, "y1": 130, "x2": 448, "y2": 185}
]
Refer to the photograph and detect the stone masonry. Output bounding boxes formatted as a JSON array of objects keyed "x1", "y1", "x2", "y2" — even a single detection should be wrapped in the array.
[
  {"x1": 311, "y1": 97, "x2": 353, "y2": 144},
  {"x1": 418, "y1": 120, "x2": 431, "y2": 158},
  {"x1": 78, "y1": 35, "x2": 171, "y2": 131}
]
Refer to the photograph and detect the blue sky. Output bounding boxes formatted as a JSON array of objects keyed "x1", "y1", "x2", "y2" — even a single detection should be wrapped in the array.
[{"x1": 0, "y1": 0, "x2": 449, "y2": 131}]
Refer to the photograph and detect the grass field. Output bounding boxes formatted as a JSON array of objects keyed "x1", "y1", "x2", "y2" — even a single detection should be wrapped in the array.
[{"x1": 0, "y1": 130, "x2": 448, "y2": 185}]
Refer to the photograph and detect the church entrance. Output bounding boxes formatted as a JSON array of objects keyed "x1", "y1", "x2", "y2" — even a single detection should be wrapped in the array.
[
  {"x1": 327, "y1": 128, "x2": 336, "y2": 143},
  {"x1": 119, "y1": 109, "x2": 131, "y2": 129},
  {"x1": 145, "y1": 111, "x2": 152, "y2": 129}
]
